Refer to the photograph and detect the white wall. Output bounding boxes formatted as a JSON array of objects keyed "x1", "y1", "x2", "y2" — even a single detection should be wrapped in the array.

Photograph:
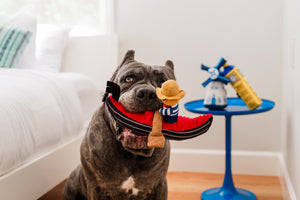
[
  {"x1": 282, "y1": 0, "x2": 300, "y2": 198},
  {"x1": 61, "y1": 34, "x2": 118, "y2": 91},
  {"x1": 115, "y1": 0, "x2": 282, "y2": 151}
]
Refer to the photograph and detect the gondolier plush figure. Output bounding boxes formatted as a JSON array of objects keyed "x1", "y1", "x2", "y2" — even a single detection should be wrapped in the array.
[
  {"x1": 157, "y1": 80, "x2": 186, "y2": 123},
  {"x1": 148, "y1": 80, "x2": 186, "y2": 148}
]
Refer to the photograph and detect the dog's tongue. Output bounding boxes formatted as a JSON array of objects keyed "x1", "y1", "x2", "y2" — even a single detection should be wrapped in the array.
[{"x1": 117, "y1": 128, "x2": 149, "y2": 149}]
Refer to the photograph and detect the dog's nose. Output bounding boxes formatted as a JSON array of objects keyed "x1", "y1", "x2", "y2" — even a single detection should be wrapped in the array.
[{"x1": 136, "y1": 88, "x2": 156, "y2": 103}]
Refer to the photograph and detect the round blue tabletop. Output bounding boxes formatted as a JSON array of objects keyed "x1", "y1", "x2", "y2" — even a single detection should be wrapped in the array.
[{"x1": 184, "y1": 98, "x2": 275, "y2": 116}]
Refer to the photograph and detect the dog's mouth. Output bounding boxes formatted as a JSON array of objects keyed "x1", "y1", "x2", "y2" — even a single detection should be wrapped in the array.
[
  {"x1": 117, "y1": 127, "x2": 148, "y2": 149},
  {"x1": 115, "y1": 126, "x2": 155, "y2": 157}
]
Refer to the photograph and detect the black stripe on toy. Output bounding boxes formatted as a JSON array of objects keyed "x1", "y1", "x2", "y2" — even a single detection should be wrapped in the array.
[{"x1": 106, "y1": 99, "x2": 151, "y2": 135}]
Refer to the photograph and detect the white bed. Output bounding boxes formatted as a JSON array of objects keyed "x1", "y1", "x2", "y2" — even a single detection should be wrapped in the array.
[
  {"x1": 0, "y1": 68, "x2": 100, "y2": 199},
  {"x1": 0, "y1": 6, "x2": 118, "y2": 199}
]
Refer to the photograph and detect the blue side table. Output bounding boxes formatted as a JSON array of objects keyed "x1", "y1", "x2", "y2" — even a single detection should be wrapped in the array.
[{"x1": 184, "y1": 98, "x2": 275, "y2": 200}]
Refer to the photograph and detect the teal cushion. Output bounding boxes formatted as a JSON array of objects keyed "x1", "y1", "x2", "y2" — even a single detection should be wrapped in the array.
[{"x1": 0, "y1": 27, "x2": 32, "y2": 68}]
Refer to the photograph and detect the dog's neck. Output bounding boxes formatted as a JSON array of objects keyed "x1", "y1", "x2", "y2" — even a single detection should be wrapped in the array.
[{"x1": 103, "y1": 104, "x2": 118, "y2": 136}]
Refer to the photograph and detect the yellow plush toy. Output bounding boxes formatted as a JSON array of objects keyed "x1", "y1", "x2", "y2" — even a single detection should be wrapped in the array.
[{"x1": 148, "y1": 80, "x2": 185, "y2": 148}]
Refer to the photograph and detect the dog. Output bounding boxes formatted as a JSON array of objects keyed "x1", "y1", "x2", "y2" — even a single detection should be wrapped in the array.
[{"x1": 63, "y1": 50, "x2": 176, "y2": 200}]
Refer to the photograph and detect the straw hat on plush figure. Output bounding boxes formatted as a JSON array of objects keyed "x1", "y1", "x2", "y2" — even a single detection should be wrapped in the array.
[{"x1": 201, "y1": 58, "x2": 230, "y2": 110}]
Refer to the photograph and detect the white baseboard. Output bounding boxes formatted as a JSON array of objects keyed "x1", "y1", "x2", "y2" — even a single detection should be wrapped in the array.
[
  {"x1": 169, "y1": 148, "x2": 297, "y2": 199},
  {"x1": 278, "y1": 155, "x2": 297, "y2": 200},
  {"x1": 169, "y1": 148, "x2": 281, "y2": 176}
]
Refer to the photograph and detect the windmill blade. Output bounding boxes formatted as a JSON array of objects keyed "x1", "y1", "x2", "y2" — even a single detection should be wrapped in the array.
[
  {"x1": 202, "y1": 78, "x2": 212, "y2": 87},
  {"x1": 216, "y1": 76, "x2": 230, "y2": 85},
  {"x1": 201, "y1": 64, "x2": 210, "y2": 71},
  {"x1": 216, "y1": 58, "x2": 227, "y2": 69}
]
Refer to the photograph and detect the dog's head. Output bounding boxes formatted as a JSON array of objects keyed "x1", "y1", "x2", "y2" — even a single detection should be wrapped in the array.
[{"x1": 106, "y1": 50, "x2": 175, "y2": 157}]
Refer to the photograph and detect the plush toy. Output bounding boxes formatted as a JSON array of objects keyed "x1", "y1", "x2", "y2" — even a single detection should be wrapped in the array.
[
  {"x1": 147, "y1": 110, "x2": 165, "y2": 148},
  {"x1": 201, "y1": 58, "x2": 230, "y2": 110},
  {"x1": 103, "y1": 81, "x2": 213, "y2": 148},
  {"x1": 147, "y1": 80, "x2": 186, "y2": 148},
  {"x1": 157, "y1": 80, "x2": 186, "y2": 123},
  {"x1": 201, "y1": 58, "x2": 262, "y2": 110},
  {"x1": 221, "y1": 59, "x2": 262, "y2": 110}
]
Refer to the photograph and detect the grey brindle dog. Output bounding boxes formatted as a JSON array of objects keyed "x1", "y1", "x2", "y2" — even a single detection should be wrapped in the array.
[{"x1": 63, "y1": 50, "x2": 176, "y2": 200}]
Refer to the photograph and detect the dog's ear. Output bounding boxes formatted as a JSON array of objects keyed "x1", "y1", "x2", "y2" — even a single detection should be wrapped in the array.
[
  {"x1": 120, "y1": 50, "x2": 135, "y2": 67},
  {"x1": 165, "y1": 60, "x2": 174, "y2": 70},
  {"x1": 110, "y1": 50, "x2": 135, "y2": 81}
]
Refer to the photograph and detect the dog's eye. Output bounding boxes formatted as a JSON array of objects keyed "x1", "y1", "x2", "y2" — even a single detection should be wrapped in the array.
[
  {"x1": 158, "y1": 79, "x2": 166, "y2": 86},
  {"x1": 125, "y1": 76, "x2": 134, "y2": 83}
]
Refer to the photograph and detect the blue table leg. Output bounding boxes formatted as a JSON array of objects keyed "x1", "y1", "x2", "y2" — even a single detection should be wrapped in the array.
[{"x1": 201, "y1": 115, "x2": 257, "y2": 200}]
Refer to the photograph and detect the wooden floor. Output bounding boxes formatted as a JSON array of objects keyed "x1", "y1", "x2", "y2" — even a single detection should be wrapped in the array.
[{"x1": 39, "y1": 172, "x2": 283, "y2": 200}]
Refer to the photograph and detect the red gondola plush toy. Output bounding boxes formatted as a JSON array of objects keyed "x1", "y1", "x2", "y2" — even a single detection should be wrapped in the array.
[{"x1": 103, "y1": 81, "x2": 213, "y2": 148}]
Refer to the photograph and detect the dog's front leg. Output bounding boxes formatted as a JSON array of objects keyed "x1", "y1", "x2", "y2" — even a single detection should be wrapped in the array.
[
  {"x1": 149, "y1": 177, "x2": 168, "y2": 200},
  {"x1": 86, "y1": 184, "x2": 98, "y2": 200}
]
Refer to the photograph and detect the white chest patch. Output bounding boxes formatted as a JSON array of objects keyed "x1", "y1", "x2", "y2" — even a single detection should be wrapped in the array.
[{"x1": 121, "y1": 176, "x2": 140, "y2": 195}]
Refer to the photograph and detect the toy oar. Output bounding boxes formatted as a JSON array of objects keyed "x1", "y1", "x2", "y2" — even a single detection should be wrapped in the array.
[{"x1": 148, "y1": 110, "x2": 165, "y2": 148}]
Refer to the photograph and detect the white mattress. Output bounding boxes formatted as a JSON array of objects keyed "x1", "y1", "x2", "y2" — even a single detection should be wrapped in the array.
[{"x1": 0, "y1": 69, "x2": 100, "y2": 176}]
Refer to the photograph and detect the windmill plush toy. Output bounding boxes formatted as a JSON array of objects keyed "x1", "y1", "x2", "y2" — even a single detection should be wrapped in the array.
[
  {"x1": 201, "y1": 58, "x2": 262, "y2": 110},
  {"x1": 201, "y1": 58, "x2": 230, "y2": 110}
]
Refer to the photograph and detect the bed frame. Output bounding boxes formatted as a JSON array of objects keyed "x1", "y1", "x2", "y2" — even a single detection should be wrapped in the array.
[{"x1": 0, "y1": 133, "x2": 84, "y2": 200}]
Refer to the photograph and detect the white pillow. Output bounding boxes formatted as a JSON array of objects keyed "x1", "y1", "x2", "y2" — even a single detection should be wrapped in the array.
[
  {"x1": 0, "y1": 5, "x2": 37, "y2": 69},
  {"x1": 36, "y1": 24, "x2": 70, "y2": 72}
]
